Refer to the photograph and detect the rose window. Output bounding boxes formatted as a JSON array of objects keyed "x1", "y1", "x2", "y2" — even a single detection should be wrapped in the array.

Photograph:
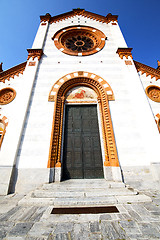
[
  {"x1": 65, "y1": 35, "x2": 94, "y2": 52},
  {"x1": 53, "y1": 26, "x2": 106, "y2": 56},
  {"x1": 146, "y1": 85, "x2": 160, "y2": 102},
  {"x1": 0, "y1": 88, "x2": 16, "y2": 105}
]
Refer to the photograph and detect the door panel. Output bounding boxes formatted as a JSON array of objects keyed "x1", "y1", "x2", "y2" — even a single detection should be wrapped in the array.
[{"x1": 62, "y1": 105, "x2": 103, "y2": 180}]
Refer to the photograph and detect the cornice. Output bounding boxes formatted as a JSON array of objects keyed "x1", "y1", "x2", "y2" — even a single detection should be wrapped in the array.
[
  {"x1": 27, "y1": 49, "x2": 43, "y2": 61},
  {"x1": 116, "y1": 48, "x2": 133, "y2": 59},
  {"x1": 0, "y1": 63, "x2": 3, "y2": 73},
  {"x1": 40, "y1": 13, "x2": 51, "y2": 22},
  {"x1": 157, "y1": 60, "x2": 160, "y2": 70},
  {"x1": 0, "y1": 62, "x2": 27, "y2": 83},
  {"x1": 40, "y1": 9, "x2": 118, "y2": 24},
  {"x1": 134, "y1": 61, "x2": 160, "y2": 81}
]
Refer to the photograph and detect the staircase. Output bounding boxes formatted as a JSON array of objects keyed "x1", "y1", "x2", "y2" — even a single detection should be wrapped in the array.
[{"x1": 18, "y1": 179, "x2": 151, "y2": 206}]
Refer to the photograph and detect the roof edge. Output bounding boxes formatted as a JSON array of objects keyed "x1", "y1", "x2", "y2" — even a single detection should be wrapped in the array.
[
  {"x1": 0, "y1": 62, "x2": 27, "y2": 83},
  {"x1": 134, "y1": 60, "x2": 160, "y2": 81},
  {"x1": 40, "y1": 9, "x2": 118, "y2": 24}
]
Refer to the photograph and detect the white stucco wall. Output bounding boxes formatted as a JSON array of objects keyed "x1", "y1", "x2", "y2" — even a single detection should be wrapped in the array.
[
  {"x1": 1, "y1": 14, "x2": 160, "y2": 193},
  {"x1": 14, "y1": 16, "x2": 160, "y2": 169}
]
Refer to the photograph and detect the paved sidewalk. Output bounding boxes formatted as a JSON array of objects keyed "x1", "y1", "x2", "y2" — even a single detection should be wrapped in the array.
[{"x1": 0, "y1": 189, "x2": 160, "y2": 239}]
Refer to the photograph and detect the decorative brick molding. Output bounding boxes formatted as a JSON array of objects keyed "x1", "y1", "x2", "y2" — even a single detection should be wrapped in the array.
[
  {"x1": 28, "y1": 62, "x2": 36, "y2": 66},
  {"x1": 27, "y1": 49, "x2": 43, "y2": 61},
  {"x1": 125, "y1": 60, "x2": 132, "y2": 65},
  {"x1": 155, "y1": 113, "x2": 160, "y2": 133},
  {"x1": 145, "y1": 85, "x2": 160, "y2": 102},
  {"x1": 49, "y1": 72, "x2": 114, "y2": 101},
  {"x1": 48, "y1": 72, "x2": 119, "y2": 169},
  {"x1": 0, "y1": 88, "x2": 16, "y2": 105},
  {"x1": 53, "y1": 26, "x2": 106, "y2": 56},
  {"x1": 40, "y1": 13, "x2": 51, "y2": 22},
  {"x1": 40, "y1": 9, "x2": 118, "y2": 24},
  {"x1": 0, "y1": 62, "x2": 3, "y2": 72},
  {"x1": 116, "y1": 48, "x2": 133, "y2": 59},
  {"x1": 0, "y1": 62, "x2": 26, "y2": 83},
  {"x1": 134, "y1": 61, "x2": 160, "y2": 81},
  {"x1": 0, "y1": 114, "x2": 8, "y2": 148}
]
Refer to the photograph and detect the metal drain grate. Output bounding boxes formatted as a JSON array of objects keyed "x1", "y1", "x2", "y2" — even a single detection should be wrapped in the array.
[{"x1": 51, "y1": 206, "x2": 119, "y2": 214}]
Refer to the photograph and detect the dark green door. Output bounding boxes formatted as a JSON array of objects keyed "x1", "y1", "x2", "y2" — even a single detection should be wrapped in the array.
[{"x1": 62, "y1": 105, "x2": 103, "y2": 180}]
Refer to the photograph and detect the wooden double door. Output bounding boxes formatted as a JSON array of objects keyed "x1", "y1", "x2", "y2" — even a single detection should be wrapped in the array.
[{"x1": 62, "y1": 105, "x2": 103, "y2": 180}]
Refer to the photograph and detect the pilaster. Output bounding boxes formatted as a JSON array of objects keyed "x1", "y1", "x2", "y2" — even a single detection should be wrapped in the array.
[
  {"x1": 32, "y1": 15, "x2": 50, "y2": 49},
  {"x1": 5, "y1": 49, "x2": 43, "y2": 194}
]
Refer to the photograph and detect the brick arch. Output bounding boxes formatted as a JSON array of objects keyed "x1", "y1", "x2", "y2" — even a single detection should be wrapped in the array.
[
  {"x1": 48, "y1": 73, "x2": 119, "y2": 170},
  {"x1": 48, "y1": 71, "x2": 114, "y2": 102},
  {"x1": 0, "y1": 114, "x2": 8, "y2": 148}
]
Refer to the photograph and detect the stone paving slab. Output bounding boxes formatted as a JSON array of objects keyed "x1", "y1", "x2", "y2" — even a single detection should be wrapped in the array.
[{"x1": 0, "y1": 183, "x2": 160, "y2": 239}]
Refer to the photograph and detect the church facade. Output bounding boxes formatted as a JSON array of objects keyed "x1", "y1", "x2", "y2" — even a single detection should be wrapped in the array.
[{"x1": 0, "y1": 9, "x2": 160, "y2": 195}]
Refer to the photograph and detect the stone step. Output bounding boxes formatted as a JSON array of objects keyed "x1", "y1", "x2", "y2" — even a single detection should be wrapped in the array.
[
  {"x1": 17, "y1": 180, "x2": 151, "y2": 207},
  {"x1": 18, "y1": 194, "x2": 152, "y2": 206},
  {"x1": 32, "y1": 188, "x2": 137, "y2": 198},
  {"x1": 42, "y1": 181, "x2": 126, "y2": 190}
]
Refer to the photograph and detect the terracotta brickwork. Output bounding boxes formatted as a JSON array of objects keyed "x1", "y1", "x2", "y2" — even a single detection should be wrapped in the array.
[
  {"x1": 27, "y1": 49, "x2": 43, "y2": 61},
  {"x1": 0, "y1": 88, "x2": 16, "y2": 105},
  {"x1": 53, "y1": 26, "x2": 106, "y2": 56},
  {"x1": 49, "y1": 72, "x2": 114, "y2": 102},
  {"x1": 145, "y1": 85, "x2": 160, "y2": 102},
  {"x1": 155, "y1": 113, "x2": 160, "y2": 133},
  {"x1": 48, "y1": 72, "x2": 119, "y2": 169},
  {"x1": 40, "y1": 10, "x2": 118, "y2": 24},
  {"x1": 134, "y1": 61, "x2": 160, "y2": 81},
  {"x1": 125, "y1": 60, "x2": 132, "y2": 65},
  {"x1": 28, "y1": 62, "x2": 36, "y2": 66},
  {"x1": 0, "y1": 115, "x2": 8, "y2": 148},
  {"x1": 0, "y1": 62, "x2": 26, "y2": 83},
  {"x1": 116, "y1": 48, "x2": 133, "y2": 59}
]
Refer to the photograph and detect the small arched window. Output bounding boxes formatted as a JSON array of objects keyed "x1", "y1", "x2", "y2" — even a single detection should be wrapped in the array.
[{"x1": 0, "y1": 120, "x2": 6, "y2": 148}]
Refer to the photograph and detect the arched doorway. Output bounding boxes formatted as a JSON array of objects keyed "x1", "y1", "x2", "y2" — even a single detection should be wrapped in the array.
[
  {"x1": 62, "y1": 86, "x2": 103, "y2": 180},
  {"x1": 48, "y1": 71, "x2": 121, "y2": 182}
]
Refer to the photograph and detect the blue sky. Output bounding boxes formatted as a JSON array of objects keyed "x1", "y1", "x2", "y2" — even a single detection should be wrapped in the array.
[{"x1": 0, "y1": 0, "x2": 159, "y2": 70}]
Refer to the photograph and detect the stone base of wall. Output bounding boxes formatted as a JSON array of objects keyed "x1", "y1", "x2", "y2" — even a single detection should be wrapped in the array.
[
  {"x1": 122, "y1": 165, "x2": 160, "y2": 191},
  {"x1": 1, "y1": 164, "x2": 159, "y2": 195},
  {"x1": 11, "y1": 168, "x2": 51, "y2": 194},
  {"x1": 0, "y1": 167, "x2": 12, "y2": 195}
]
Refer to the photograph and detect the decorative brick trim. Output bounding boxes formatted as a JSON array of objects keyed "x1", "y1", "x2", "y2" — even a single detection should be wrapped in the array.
[
  {"x1": 52, "y1": 26, "x2": 106, "y2": 56},
  {"x1": 145, "y1": 85, "x2": 160, "y2": 102},
  {"x1": 116, "y1": 48, "x2": 133, "y2": 59},
  {"x1": 0, "y1": 114, "x2": 8, "y2": 148},
  {"x1": 157, "y1": 60, "x2": 160, "y2": 70},
  {"x1": 27, "y1": 49, "x2": 43, "y2": 61},
  {"x1": 0, "y1": 62, "x2": 3, "y2": 72},
  {"x1": 155, "y1": 113, "x2": 160, "y2": 133},
  {"x1": 134, "y1": 61, "x2": 160, "y2": 81},
  {"x1": 0, "y1": 62, "x2": 26, "y2": 83},
  {"x1": 49, "y1": 72, "x2": 114, "y2": 101},
  {"x1": 0, "y1": 88, "x2": 16, "y2": 105},
  {"x1": 40, "y1": 13, "x2": 51, "y2": 22},
  {"x1": 40, "y1": 9, "x2": 118, "y2": 24},
  {"x1": 125, "y1": 60, "x2": 132, "y2": 65},
  {"x1": 48, "y1": 73, "x2": 119, "y2": 169},
  {"x1": 28, "y1": 62, "x2": 36, "y2": 66}
]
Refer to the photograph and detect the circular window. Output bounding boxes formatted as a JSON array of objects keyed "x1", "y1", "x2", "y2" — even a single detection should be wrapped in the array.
[
  {"x1": 0, "y1": 88, "x2": 16, "y2": 105},
  {"x1": 53, "y1": 26, "x2": 106, "y2": 56},
  {"x1": 146, "y1": 85, "x2": 160, "y2": 102}
]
